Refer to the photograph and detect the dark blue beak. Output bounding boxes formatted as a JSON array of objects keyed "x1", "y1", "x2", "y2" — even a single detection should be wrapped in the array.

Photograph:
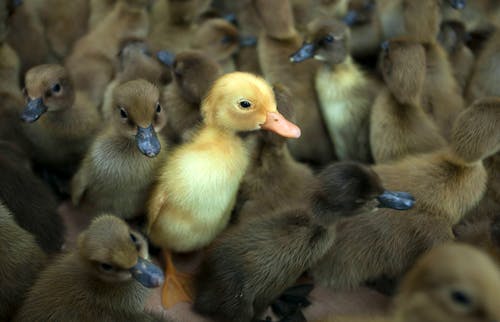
[
  {"x1": 343, "y1": 10, "x2": 359, "y2": 26},
  {"x1": 448, "y1": 0, "x2": 465, "y2": 10},
  {"x1": 130, "y1": 257, "x2": 164, "y2": 288},
  {"x1": 289, "y1": 42, "x2": 316, "y2": 63},
  {"x1": 239, "y1": 35, "x2": 257, "y2": 47},
  {"x1": 156, "y1": 50, "x2": 176, "y2": 67},
  {"x1": 381, "y1": 40, "x2": 390, "y2": 51},
  {"x1": 21, "y1": 97, "x2": 48, "y2": 123},
  {"x1": 223, "y1": 13, "x2": 238, "y2": 26},
  {"x1": 377, "y1": 191, "x2": 415, "y2": 210},
  {"x1": 136, "y1": 125, "x2": 161, "y2": 158}
]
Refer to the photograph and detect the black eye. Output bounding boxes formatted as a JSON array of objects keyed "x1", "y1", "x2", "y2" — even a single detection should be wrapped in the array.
[
  {"x1": 156, "y1": 102, "x2": 161, "y2": 113},
  {"x1": 52, "y1": 83, "x2": 61, "y2": 93},
  {"x1": 119, "y1": 107, "x2": 128, "y2": 119},
  {"x1": 130, "y1": 233, "x2": 137, "y2": 243},
  {"x1": 221, "y1": 35, "x2": 234, "y2": 44},
  {"x1": 239, "y1": 100, "x2": 251, "y2": 108},
  {"x1": 100, "y1": 263, "x2": 113, "y2": 271},
  {"x1": 323, "y1": 35, "x2": 334, "y2": 44},
  {"x1": 451, "y1": 290, "x2": 472, "y2": 306}
]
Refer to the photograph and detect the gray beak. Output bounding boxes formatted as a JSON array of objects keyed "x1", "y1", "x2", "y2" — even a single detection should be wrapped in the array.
[
  {"x1": 448, "y1": 0, "x2": 465, "y2": 10},
  {"x1": 289, "y1": 42, "x2": 316, "y2": 63},
  {"x1": 343, "y1": 10, "x2": 359, "y2": 26},
  {"x1": 21, "y1": 97, "x2": 48, "y2": 123},
  {"x1": 239, "y1": 35, "x2": 257, "y2": 47},
  {"x1": 130, "y1": 257, "x2": 164, "y2": 288},
  {"x1": 377, "y1": 191, "x2": 415, "y2": 210},
  {"x1": 136, "y1": 125, "x2": 161, "y2": 158},
  {"x1": 157, "y1": 50, "x2": 175, "y2": 67}
]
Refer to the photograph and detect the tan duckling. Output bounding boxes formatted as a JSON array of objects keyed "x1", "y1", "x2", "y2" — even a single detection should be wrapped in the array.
[
  {"x1": 254, "y1": 0, "x2": 335, "y2": 165},
  {"x1": 312, "y1": 97, "x2": 500, "y2": 290},
  {"x1": 438, "y1": 20, "x2": 475, "y2": 94},
  {"x1": 161, "y1": 50, "x2": 222, "y2": 145},
  {"x1": 317, "y1": 243, "x2": 500, "y2": 322},
  {"x1": 147, "y1": 72, "x2": 301, "y2": 308},
  {"x1": 370, "y1": 38, "x2": 446, "y2": 163},
  {"x1": 235, "y1": 84, "x2": 316, "y2": 221},
  {"x1": 72, "y1": 79, "x2": 167, "y2": 220},
  {"x1": 22, "y1": 64, "x2": 100, "y2": 169},
  {"x1": 194, "y1": 162, "x2": 413, "y2": 322},
  {"x1": 0, "y1": 202, "x2": 46, "y2": 322},
  {"x1": 13, "y1": 215, "x2": 168, "y2": 322},
  {"x1": 65, "y1": 0, "x2": 150, "y2": 107},
  {"x1": 454, "y1": 215, "x2": 500, "y2": 265},
  {"x1": 0, "y1": 141, "x2": 64, "y2": 254},
  {"x1": 290, "y1": 18, "x2": 380, "y2": 163}
]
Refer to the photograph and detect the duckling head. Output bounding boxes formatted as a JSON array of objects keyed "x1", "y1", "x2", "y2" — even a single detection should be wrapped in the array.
[
  {"x1": 21, "y1": 64, "x2": 75, "y2": 123},
  {"x1": 312, "y1": 162, "x2": 415, "y2": 224},
  {"x1": 111, "y1": 79, "x2": 166, "y2": 157},
  {"x1": 395, "y1": 243, "x2": 500, "y2": 322},
  {"x1": 202, "y1": 72, "x2": 301, "y2": 138},
  {"x1": 379, "y1": 38, "x2": 426, "y2": 105},
  {"x1": 191, "y1": 18, "x2": 240, "y2": 63},
  {"x1": 290, "y1": 19, "x2": 350, "y2": 65},
  {"x1": 171, "y1": 50, "x2": 222, "y2": 105},
  {"x1": 343, "y1": 0, "x2": 375, "y2": 26},
  {"x1": 438, "y1": 20, "x2": 468, "y2": 54},
  {"x1": 168, "y1": 0, "x2": 211, "y2": 25},
  {"x1": 77, "y1": 215, "x2": 164, "y2": 288}
]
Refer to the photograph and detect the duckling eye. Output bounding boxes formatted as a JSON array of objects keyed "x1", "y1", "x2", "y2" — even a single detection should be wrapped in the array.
[
  {"x1": 239, "y1": 100, "x2": 252, "y2": 109},
  {"x1": 323, "y1": 35, "x2": 334, "y2": 43},
  {"x1": 100, "y1": 263, "x2": 114, "y2": 272},
  {"x1": 221, "y1": 35, "x2": 234, "y2": 44},
  {"x1": 451, "y1": 290, "x2": 472, "y2": 307},
  {"x1": 51, "y1": 83, "x2": 61, "y2": 93},
  {"x1": 156, "y1": 102, "x2": 161, "y2": 113},
  {"x1": 119, "y1": 107, "x2": 128, "y2": 119}
]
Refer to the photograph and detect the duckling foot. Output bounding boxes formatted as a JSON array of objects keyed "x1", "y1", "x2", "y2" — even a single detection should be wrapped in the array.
[{"x1": 161, "y1": 250, "x2": 194, "y2": 308}]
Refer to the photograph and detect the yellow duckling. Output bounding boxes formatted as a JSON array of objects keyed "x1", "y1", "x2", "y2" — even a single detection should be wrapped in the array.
[{"x1": 147, "y1": 72, "x2": 300, "y2": 308}]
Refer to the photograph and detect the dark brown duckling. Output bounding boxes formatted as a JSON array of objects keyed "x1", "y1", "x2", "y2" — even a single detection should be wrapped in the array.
[
  {"x1": 0, "y1": 202, "x2": 46, "y2": 322},
  {"x1": 13, "y1": 215, "x2": 168, "y2": 322},
  {"x1": 21, "y1": 64, "x2": 100, "y2": 169},
  {"x1": 0, "y1": 141, "x2": 64, "y2": 254},
  {"x1": 370, "y1": 38, "x2": 446, "y2": 163},
  {"x1": 72, "y1": 79, "x2": 167, "y2": 220},
  {"x1": 160, "y1": 50, "x2": 222, "y2": 145},
  {"x1": 194, "y1": 162, "x2": 414, "y2": 322}
]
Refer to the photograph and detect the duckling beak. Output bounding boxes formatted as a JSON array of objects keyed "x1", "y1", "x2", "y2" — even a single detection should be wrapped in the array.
[
  {"x1": 343, "y1": 10, "x2": 359, "y2": 26},
  {"x1": 290, "y1": 42, "x2": 316, "y2": 63},
  {"x1": 239, "y1": 35, "x2": 257, "y2": 47},
  {"x1": 130, "y1": 257, "x2": 164, "y2": 288},
  {"x1": 157, "y1": 50, "x2": 176, "y2": 67},
  {"x1": 447, "y1": 0, "x2": 465, "y2": 10},
  {"x1": 21, "y1": 97, "x2": 48, "y2": 123},
  {"x1": 261, "y1": 111, "x2": 301, "y2": 138},
  {"x1": 136, "y1": 125, "x2": 161, "y2": 157},
  {"x1": 376, "y1": 191, "x2": 415, "y2": 210}
]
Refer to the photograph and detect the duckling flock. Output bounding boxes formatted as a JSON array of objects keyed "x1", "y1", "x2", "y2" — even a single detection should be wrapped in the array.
[{"x1": 0, "y1": 0, "x2": 500, "y2": 321}]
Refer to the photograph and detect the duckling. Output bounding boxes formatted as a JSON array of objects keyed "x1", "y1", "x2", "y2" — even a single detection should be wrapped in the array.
[
  {"x1": 255, "y1": 0, "x2": 335, "y2": 165},
  {"x1": 21, "y1": 64, "x2": 100, "y2": 169},
  {"x1": 312, "y1": 97, "x2": 500, "y2": 290},
  {"x1": 344, "y1": 0, "x2": 382, "y2": 58},
  {"x1": 147, "y1": 72, "x2": 301, "y2": 308},
  {"x1": 370, "y1": 38, "x2": 446, "y2": 163},
  {"x1": 194, "y1": 162, "x2": 413, "y2": 322},
  {"x1": 89, "y1": 0, "x2": 117, "y2": 29},
  {"x1": 72, "y1": 79, "x2": 167, "y2": 220},
  {"x1": 316, "y1": 243, "x2": 500, "y2": 322},
  {"x1": 13, "y1": 215, "x2": 167, "y2": 322},
  {"x1": 438, "y1": 20, "x2": 475, "y2": 94},
  {"x1": 235, "y1": 84, "x2": 316, "y2": 221},
  {"x1": 466, "y1": 29, "x2": 500, "y2": 103},
  {"x1": 161, "y1": 50, "x2": 222, "y2": 145},
  {"x1": 65, "y1": 0, "x2": 150, "y2": 107},
  {"x1": 0, "y1": 141, "x2": 64, "y2": 254},
  {"x1": 0, "y1": 202, "x2": 46, "y2": 322},
  {"x1": 290, "y1": 18, "x2": 379, "y2": 163},
  {"x1": 454, "y1": 215, "x2": 500, "y2": 265}
]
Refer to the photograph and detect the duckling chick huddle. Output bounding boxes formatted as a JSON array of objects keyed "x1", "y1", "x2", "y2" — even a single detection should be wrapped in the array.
[{"x1": 1, "y1": 0, "x2": 499, "y2": 321}]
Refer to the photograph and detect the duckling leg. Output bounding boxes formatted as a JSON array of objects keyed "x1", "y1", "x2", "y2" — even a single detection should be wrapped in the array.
[{"x1": 161, "y1": 249, "x2": 194, "y2": 308}]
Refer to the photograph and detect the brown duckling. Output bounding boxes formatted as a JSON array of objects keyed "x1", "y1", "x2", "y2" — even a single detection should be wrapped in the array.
[
  {"x1": 194, "y1": 162, "x2": 413, "y2": 322},
  {"x1": 317, "y1": 243, "x2": 500, "y2": 322},
  {"x1": 0, "y1": 202, "x2": 46, "y2": 322},
  {"x1": 160, "y1": 50, "x2": 222, "y2": 145},
  {"x1": 438, "y1": 20, "x2": 475, "y2": 94},
  {"x1": 312, "y1": 97, "x2": 500, "y2": 290},
  {"x1": 13, "y1": 215, "x2": 167, "y2": 322},
  {"x1": 370, "y1": 38, "x2": 446, "y2": 163},
  {"x1": 0, "y1": 141, "x2": 64, "y2": 254},
  {"x1": 65, "y1": 0, "x2": 150, "y2": 107},
  {"x1": 290, "y1": 18, "x2": 379, "y2": 163},
  {"x1": 22, "y1": 64, "x2": 100, "y2": 169},
  {"x1": 254, "y1": 0, "x2": 335, "y2": 165},
  {"x1": 454, "y1": 215, "x2": 500, "y2": 265},
  {"x1": 235, "y1": 84, "x2": 316, "y2": 221},
  {"x1": 72, "y1": 79, "x2": 167, "y2": 220}
]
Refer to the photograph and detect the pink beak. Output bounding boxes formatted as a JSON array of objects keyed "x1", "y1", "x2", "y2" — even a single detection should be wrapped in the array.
[{"x1": 261, "y1": 112, "x2": 301, "y2": 138}]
